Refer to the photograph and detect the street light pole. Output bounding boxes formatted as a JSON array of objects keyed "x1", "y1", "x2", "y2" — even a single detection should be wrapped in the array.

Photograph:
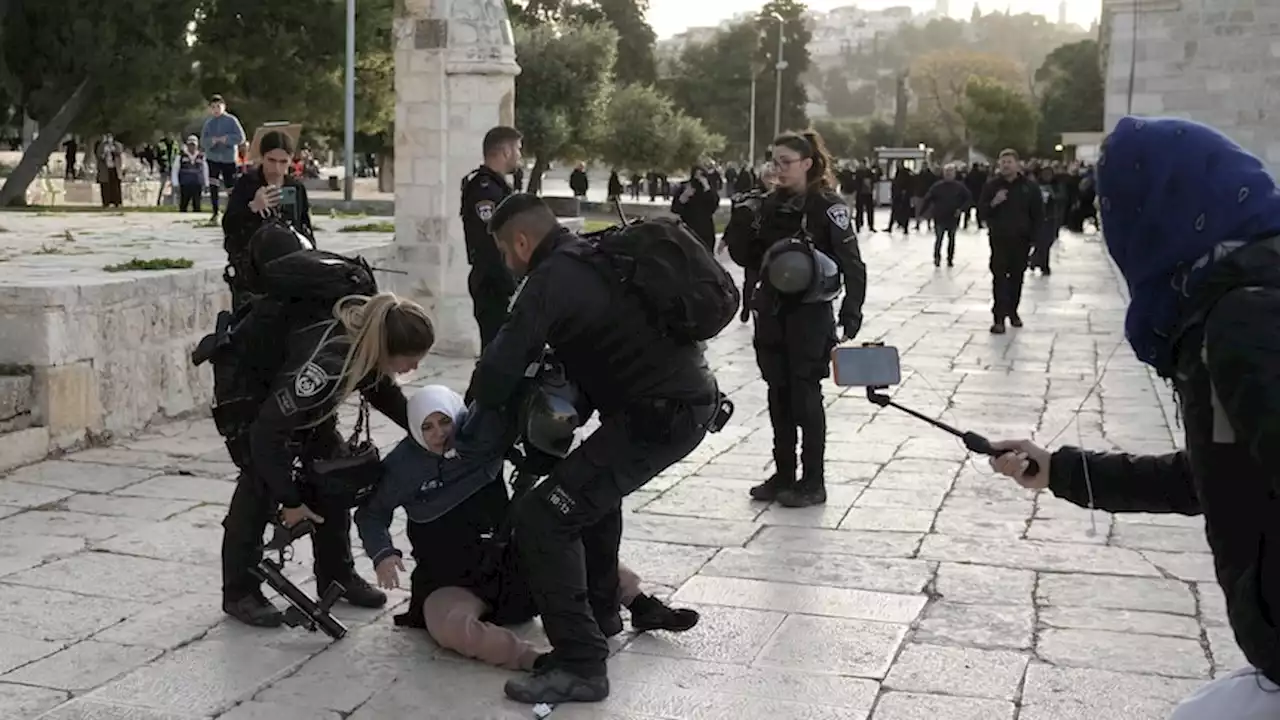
[
  {"x1": 772, "y1": 13, "x2": 787, "y2": 141},
  {"x1": 342, "y1": 0, "x2": 356, "y2": 202},
  {"x1": 748, "y1": 73, "x2": 757, "y2": 170}
]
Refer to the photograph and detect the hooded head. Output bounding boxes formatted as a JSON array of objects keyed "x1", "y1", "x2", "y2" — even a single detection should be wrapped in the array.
[
  {"x1": 1098, "y1": 116, "x2": 1280, "y2": 370},
  {"x1": 407, "y1": 385, "x2": 465, "y2": 455}
]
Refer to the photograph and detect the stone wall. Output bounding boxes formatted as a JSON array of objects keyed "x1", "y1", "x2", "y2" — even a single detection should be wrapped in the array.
[
  {"x1": 0, "y1": 241, "x2": 393, "y2": 470},
  {"x1": 1101, "y1": 0, "x2": 1280, "y2": 173},
  {"x1": 21, "y1": 178, "x2": 165, "y2": 207}
]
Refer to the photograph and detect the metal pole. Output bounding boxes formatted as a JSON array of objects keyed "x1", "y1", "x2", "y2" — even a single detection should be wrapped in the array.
[
  {"x1": 748, "y1": 75, "x2": 757, "y2": 170},
  {"x1": 343, "y1": 0, "x2": 356, "y2": 202},
  {"x1": 773, "y1": 21, "x2": 785, "y2": 140}
]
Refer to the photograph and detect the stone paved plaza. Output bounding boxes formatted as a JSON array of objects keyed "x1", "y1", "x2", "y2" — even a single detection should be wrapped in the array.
[{"x1": 0, "y1": 218, "x2": 1225, "y2": 720}]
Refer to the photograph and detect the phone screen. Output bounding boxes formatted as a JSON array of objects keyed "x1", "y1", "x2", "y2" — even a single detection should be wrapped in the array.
[{"x1": 830, "y1": 345, "x2": 902, "y2": 387}]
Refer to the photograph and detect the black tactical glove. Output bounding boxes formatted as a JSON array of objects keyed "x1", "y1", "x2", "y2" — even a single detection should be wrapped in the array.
[{"x1": 840, "y1": 315, "x2": 862, "y2": 342}]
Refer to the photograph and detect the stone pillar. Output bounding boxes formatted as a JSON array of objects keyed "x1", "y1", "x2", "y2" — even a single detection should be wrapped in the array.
[
  {"x1": 1101, "y1": 0, "x2": 1280, "y2": 174},
  {"x1": 393, "y1": 0, "x2": 519, "y2": 358}
]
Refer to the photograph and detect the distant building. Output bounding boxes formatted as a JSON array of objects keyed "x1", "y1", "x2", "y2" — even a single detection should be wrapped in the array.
[
  {"x1": 936, "y1": 0, "x2": 950, "y2": 17},
  {"x1": 1058, "y1": 0, "x2": 1068, "y2": 25}
]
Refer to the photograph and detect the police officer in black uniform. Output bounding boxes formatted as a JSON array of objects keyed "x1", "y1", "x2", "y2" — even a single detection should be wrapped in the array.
[
  {"x1": 219, "y1": 292, "x2": 434, "y2": 627},
  {"x1": 469, "y1": 194, "x2": 720, "y2": 705},
  {"x1": 460, "y1": 126, "x2": 523, "y2": 349},
  {"x1": 725, "y1": 131, "x2": 867, "y2": 508}
]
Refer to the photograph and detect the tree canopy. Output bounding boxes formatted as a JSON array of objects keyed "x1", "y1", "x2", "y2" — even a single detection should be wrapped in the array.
[
  {"x1": 598, "y1": 84, "x2": 723, "y2": 173},
  {"x1": 0, "y1": 0, "x2": 200, "y2": 204},
  {"x1": 754, "y1": 0, "x2": 812, "y2": 144},
  {"x1": 1035, "y1": 39, "x2": 1103, "y2": 153},
  {"x1": 909, "y1": 48, "x2": 1024, "y2": 154},
  {"x1": 513, "y1": 20, "x2": 617, "y2": 191},
  {"x1": 958, "y1": 76, "x2": 1038, "y2": 158},
  {"x1": 665, "y1": 21, "x2": 760, "y2": 161}
]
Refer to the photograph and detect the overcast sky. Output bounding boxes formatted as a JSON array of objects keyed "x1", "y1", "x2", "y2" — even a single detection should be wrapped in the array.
[{"x1": 646, "y1": 0, "x2": 1102, "y2": 38}]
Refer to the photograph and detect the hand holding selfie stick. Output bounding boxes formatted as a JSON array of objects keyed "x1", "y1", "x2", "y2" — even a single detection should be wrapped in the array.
[
  {"x1": 863, "y1": 386, "x2": 1040, "y2": 475},
  {"x1": 253, "y1": 518, "x2": 349, "y2": 640},
  {"x1": 835, "y1": 342, "x2": 1040, "y2": 476}
]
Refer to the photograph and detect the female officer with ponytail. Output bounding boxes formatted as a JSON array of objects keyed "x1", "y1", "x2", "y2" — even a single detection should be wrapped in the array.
[
  {"x1": 220, "y1": 292, "x2": 434, "y2": 627},
  {"x1": 724, "y1": 130, "x2": 868, "y2": 508}
]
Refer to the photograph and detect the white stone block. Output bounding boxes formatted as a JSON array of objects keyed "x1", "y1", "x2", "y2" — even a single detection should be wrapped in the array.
[
  {"x1": 1129, "y1": 93, "x2": 1166, "y2": 114},
  {"x1": 0, "y1": 427, "x2": 50, "y2": 472}
]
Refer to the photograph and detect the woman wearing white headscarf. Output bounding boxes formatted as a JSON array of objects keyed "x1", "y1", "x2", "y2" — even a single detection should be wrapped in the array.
[{"x1": 355, "y1": 385, "x2": 698, "y2": 671}]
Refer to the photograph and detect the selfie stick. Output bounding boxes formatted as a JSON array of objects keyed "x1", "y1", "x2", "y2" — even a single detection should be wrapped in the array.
[{"x1": 864, "y1": 386, "x2": 1040, "y2": 475}]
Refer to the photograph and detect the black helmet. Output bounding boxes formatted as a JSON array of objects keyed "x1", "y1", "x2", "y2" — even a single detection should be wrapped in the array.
[
  {"x1": 519, "y1": 356, "x2": 583, "y2": 459},
  {"x1": 762, "y1": 238, "x2": 841, "y2": 303}
]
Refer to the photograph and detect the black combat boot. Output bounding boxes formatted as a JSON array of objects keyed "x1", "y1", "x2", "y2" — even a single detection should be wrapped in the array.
[
  {"x1": 749, "y1": 473, "x2": 795, "y2": 501},
  {"x1": 319, "y1": 574, "x2": 387, "y2": 609},
  {"x1": 1008, "y1": 313, "x2": 1024, "y2": 328},
  {"x1": 776, "y1": 476, "x2": 827, "y2": 508},
  {"x1": 594, "y1": 610, "x2": 624, "y2": 638},
  {"x1": 223, "y1": 591, "x2": 284, "y2": 628},
  {"x1": 504, "y1": 665, "x2": 610, "y2": 704},
  {"x1": 628, "y1": 593, "x2": 700, "y2": 633}
]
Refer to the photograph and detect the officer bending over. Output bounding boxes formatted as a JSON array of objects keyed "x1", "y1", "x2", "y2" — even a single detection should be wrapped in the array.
[
  {"x1": 221, "y1": 293, "x2": 433, "y2": 627},
  {"x1": 461, "y1": 126, "x2": 522, "y2": 349},
  {"x1": 725, "y1": 130, "x2": 867, "y2": 508},
  {"x1": 471, "y1": 194, "x2": 720, "y2": 705}
]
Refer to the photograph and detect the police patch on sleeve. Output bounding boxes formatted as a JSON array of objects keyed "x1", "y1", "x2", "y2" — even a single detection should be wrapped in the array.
[
  {"x1": 476, "y1": 200, "x2": 495, "y2": 222},
  {"x1": 827, "y1": 204, "x2": 852, "y2": 231},
  {"x1": 293, "y1": 362, "x2": 328, "y2": 399},
  {"x1": 274, "y1": 388, "x2": 298, "y2": 416}
]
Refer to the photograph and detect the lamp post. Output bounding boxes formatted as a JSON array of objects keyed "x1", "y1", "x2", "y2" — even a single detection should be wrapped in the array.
[
  {"x1": 342, "y1": 0, "x2": 356, "y2": 202},
  {"x1": 749, "y1": 72, "x2": 758, "y2": 170},
  {"x1": 770, "y1": 12, "x2": 786, "y2": 142}
]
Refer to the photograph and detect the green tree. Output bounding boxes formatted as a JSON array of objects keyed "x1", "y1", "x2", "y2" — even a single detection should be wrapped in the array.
[
  {"x1": 598, "y1": 84, "x2": 723, "y2": 173},
  {"x1": 565, "y1": 0, "x2": 656, "y2": 86},
  {"x1": 1035, "y1": 39, "x2": 1103, "y2": 153},
  {"x1": 663, "y1": 112, "x2": 724, "y2": 172},
  {"x1": 910, "y1": 48, "x2": 1025, "y2": 149},
  {"x1": 514, "y1": 20, "x2": 617, "y2": 193},
  {"x1": 755, "y1": 0, "x2": 812, "y2": 153},
  {"x1": 0, "y1": 0, "x2": 199, "y2": 206},
  {"x1": 597, "y1": 85, "x2": 671, "y2": 171},
  {"x1": 811, "y1": 118, "x2": 861, "y2": 159},
  {"x1": 666, "y1": 22, "x2": 759, "y2": 161},
  {"x1": 958, "y1": 76, "x2": 1038, "y2": 158}
]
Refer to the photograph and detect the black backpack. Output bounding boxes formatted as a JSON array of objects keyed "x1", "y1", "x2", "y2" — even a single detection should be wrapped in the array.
[
  {"x1": 578, "y1": 217, "x2": 740, "y2": 342},
  {"x1": 192, "y1": 247, "x2": 378, "y2": 451}
]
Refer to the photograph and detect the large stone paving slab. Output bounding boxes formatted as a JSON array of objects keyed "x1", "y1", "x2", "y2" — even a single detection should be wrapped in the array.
[{"x1": 0, "y1": 222, "x2": 1235, "y2": 717}]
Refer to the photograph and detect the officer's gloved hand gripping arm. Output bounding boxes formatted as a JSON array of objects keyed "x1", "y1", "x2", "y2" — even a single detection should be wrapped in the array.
[
  {"x1": 468, "y1": 266, "x2": 560, "y2": 410},
  {"x1": 825, "y1": 207, "x2": 867, "y2": 340}
]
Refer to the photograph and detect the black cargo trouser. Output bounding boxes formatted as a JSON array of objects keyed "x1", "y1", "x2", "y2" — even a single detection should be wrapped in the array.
[
  {"x1": 753, "y1": 301, "x2": 837, "y2": 480},
  {"x1": 933, "y1": 221, "x2": 959, "y2": 263},
  {"x1": 221, "y1": 469, "x2": 357, "y2": 601},
  {"x1": 468, "y1": 268, "x2": 514, "y2": 351},
  {"x1": 855, "y1": 192, "x2": 876, "y2": 231},
  {"x1": 513, "y1": 399, "x2": 714, "y2": 676},
  {"x1": 989, "y1": 234, "x2": 1032, "y2": 319}
]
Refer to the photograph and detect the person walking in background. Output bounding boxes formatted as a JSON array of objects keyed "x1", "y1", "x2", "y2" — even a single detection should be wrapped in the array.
[
  {"x1": 201, "y1": 93, "x2": 247, "y2": 222},
  {"x1": 171, "y1": 134, "x2": 210, "y2": 214},
  {"x1": 96, "y1": 133, "x2": 123, "y2": 207},
  {"x1": 607, "y1": 170, "x2": 623, "y2": 204},
  {"x1": 569, "y1": 163, "x2": 589, "y2": 199},
  {"x1": 671, "y1": 165, "x2": 719, "y2": 254},
  {"x1": 979, "y1": 149, "x2": 1043, "y2": 334},
  {"x1": 921, "y1": 164, "x2": 972, "y2": 267}
]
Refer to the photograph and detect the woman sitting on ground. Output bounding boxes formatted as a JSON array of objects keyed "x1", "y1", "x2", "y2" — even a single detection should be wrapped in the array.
[{"x1": 354, "y1": 385, "x2": 698, "y2": 671}]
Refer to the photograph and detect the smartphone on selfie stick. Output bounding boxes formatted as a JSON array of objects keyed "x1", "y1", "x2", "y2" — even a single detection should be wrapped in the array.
[{"x1": 830, "y1": 343, "x2": 1040, "y2": 475}]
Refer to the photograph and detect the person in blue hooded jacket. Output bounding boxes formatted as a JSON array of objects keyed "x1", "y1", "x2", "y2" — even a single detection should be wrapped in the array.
[
  {"x1": 355, "y1": 385, "x2": 698, "y2": 671},
  {"x1": 988, "y1": 117, "x2": 1280, "y2": 718}
]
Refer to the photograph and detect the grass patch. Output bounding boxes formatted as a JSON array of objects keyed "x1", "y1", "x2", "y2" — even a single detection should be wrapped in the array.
[
  {"x1": 103, "y1": 257, "x2": 194, "y2": 272},
  {"x1": 337, "y1": 221, "x2": 394, "y2": 233},
  {"x1": 32, "y1": 243, "x2": 64, "y2": 255}
]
